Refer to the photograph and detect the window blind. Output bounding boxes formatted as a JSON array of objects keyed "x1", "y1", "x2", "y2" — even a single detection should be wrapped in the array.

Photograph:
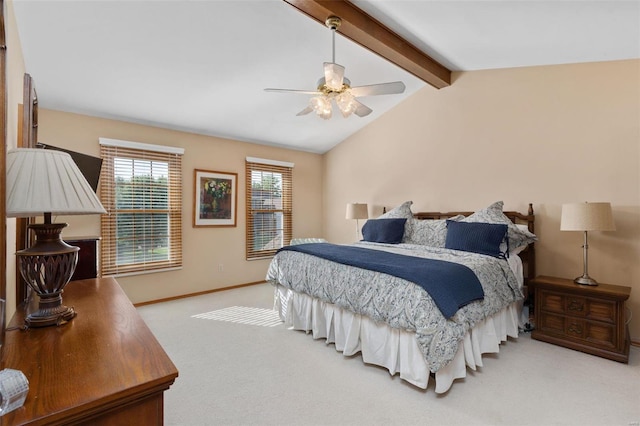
[
  {"x1": 100, "y1": 142, "x2": 183, "y2": 276},
  {"x1": 245, "y1": 159, "x2": 293, "y2": 260}
]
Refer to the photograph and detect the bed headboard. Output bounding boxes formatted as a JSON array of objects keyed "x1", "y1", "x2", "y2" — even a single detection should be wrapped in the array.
[{"x1": 413, "y1": 203, "x2": 536, "y2": 292}]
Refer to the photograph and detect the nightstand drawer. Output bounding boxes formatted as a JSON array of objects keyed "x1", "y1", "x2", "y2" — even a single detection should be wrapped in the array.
[
  {"x1": 538, "y1": 314, "x2": 617, "y2": 349},
  {"x1": 540, "y1": 290, "x2": 617, "y2": 324},
  {"x1": 566, "y1": 319, "x2": 616, "y2": 348}
]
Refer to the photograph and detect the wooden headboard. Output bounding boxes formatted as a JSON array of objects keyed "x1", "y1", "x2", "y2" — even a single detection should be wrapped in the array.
[{"x1": 413, "y1": 203, "x2": 536, "y2": 292}]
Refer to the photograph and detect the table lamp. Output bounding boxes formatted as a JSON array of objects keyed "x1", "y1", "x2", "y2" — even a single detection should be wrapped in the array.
[
  {"x1": 346, "y1": 203, "x2": 368, "y2": 240},
  {"x1": 560, "y1": 202, "x2": 615, "y2": 286},
  {"x1": 6, "y1": 148, "x2": 106, "y2": 327}
]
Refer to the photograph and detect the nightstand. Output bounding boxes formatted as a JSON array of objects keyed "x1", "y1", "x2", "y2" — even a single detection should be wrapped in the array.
[{"x1": 531, "y1": 275, "x2": 631, "y2": 363}]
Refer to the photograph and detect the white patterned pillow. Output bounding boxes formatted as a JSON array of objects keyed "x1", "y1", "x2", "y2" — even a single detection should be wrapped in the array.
[
  {"x1": 379, "y1": 200, "x2": 414, "y2": 219},
  {"x1": 502, "y1": 224, "x2": 533, "y2": 255},
  {"x1": 405, "y1": 215, "x2": 464, "y2": 247},
  {"x1": 463, "y1": 201, "x2": 537, "y2": 252},
  {"x1": 378, "y1": 201, "x2": 414, "y2": 241}
]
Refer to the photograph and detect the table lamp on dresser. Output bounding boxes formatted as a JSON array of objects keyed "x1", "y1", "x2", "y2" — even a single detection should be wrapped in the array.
[{"x1": 5, "y1": 148, "x2": 106, "y2": 327}]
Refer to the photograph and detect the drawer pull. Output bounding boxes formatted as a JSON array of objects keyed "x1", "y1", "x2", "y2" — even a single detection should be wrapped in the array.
[
  {"x1": 568, "y1": 323, "x2": 583, "y2": 335},
  {"x1": 568, "y1": 299, "x2": 584, "y2": 311}
]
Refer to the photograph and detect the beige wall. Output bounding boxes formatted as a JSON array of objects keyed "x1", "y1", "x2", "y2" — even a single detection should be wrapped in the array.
[
  {"x1": 38, "y1": 109, "x2": 323, "y2": 304},
  {"x1": 323, "y1": 59, "x2": 640, "y2": 340}
]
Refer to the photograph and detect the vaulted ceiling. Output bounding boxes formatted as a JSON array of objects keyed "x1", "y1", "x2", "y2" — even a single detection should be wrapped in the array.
[{"x1": 12, "y1": 0, "x2": 640, "y2": 153}]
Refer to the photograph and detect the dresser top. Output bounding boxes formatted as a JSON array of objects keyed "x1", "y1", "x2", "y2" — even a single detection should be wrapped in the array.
[{"x1": 532, "y1": 275, "x2": 631, "y2": 300}]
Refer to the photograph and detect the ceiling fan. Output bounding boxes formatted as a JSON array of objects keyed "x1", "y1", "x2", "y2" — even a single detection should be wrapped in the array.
[{"x1": 265, "y1": 16, "x2": 406, "y2": 120}]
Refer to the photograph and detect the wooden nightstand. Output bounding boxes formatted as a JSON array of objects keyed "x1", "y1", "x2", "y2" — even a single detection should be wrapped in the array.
[{"x1": 531, "y1": 275, "x2": 631, "y2": 363}]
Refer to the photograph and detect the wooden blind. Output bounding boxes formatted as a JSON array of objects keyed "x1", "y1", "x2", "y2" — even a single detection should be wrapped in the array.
[
  {"x1": 100, "y1": 143, "x2": 183, "y2": 276},
  {"x1": 245, "y1": 159, "x2": 292, "y2": 260}
]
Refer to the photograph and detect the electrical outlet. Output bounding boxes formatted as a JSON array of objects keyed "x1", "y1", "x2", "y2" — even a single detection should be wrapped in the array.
[{"x1": 218, "y1": 263, "x2": 224, "y2": 272}]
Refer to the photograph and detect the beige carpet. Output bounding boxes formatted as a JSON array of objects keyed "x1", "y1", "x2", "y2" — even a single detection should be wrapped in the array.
[{"x1": 137, "y1": 283, "x2": 640, "y2": 426}]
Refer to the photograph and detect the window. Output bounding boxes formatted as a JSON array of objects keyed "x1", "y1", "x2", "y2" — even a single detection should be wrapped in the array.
[
  {"x1": 100, "y1": 138, "x2": 184, "y2": 276},
  {"x1": 245, "y1": 157, "x2": 293, "y2": 259}
]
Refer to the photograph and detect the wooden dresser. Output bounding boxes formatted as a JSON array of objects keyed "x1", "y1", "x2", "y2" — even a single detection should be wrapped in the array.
[
  {"x1": 0, "y1": 278, "x2": 178, "y2": 425},
  {"x1": 531, "y1": 275, "x2": 630, "y2": 363}
]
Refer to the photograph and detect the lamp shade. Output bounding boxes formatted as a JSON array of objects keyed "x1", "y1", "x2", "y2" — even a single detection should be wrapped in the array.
[
  {"x1": 6, "y1": 148, "x2": 106, "y2": 217},
  {"x1": 560, "y1": 202, "x2": 615, "y2": 232},
  {"x1": 346, "y1": 203, "x2": 368, "y2": 220}
]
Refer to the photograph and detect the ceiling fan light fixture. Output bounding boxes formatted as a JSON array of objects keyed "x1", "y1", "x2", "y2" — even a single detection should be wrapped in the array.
[
  {"x1": 319, "y1": 110, "x2": 332, "y2": 120},
  {"x1": 335, "y1": 91, "x2": 357, "y2": 118},
  {"x1": 326, "y1": 76, "x2": 342, "y2": 91},
  {"x1": 310, "y1": 96, "x2": 332, "y2": 119},
  {"x1": 325, "y1": 63, "x2": 344, "y2": 91}
]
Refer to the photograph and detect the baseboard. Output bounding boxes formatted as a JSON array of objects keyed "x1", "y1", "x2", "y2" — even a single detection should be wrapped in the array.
[
  {"x1": 133, "y1": 280, "x2": 266, "y2": 307},
  {"x1": 631, "y1": 339, "x2": 640, "y2": 348}
]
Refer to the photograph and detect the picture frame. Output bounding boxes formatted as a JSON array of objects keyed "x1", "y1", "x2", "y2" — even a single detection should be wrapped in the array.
[{"x1": 193, "y1": 169, "x2": 237, "y2": 227}]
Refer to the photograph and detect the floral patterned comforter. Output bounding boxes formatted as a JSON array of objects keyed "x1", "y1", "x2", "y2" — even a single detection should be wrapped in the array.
[{"x1": 266, "y1": 241, "x2": 523, "y2": 372}]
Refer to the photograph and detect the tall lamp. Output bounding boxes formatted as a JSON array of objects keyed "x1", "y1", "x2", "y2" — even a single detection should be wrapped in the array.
[
  {"x1": 560, "y1": 202, "x2": 615, "y2": 286},
  {"x1": 346, "y1": 203, "x2": 368, "y2": 240},
  {"x1": 6, "y1": 148, "x2": 106, "y2": 327}
]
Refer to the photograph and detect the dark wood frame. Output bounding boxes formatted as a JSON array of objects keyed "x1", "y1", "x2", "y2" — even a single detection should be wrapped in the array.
[
  {"x1": 0, "y1": 0, "x2": 7, "y2": 350},
  {"x1": 413, "y1": 203, "x2": 536, "y2": 287},
  {"x1": 193, "y1": 169, "x2": 238, "y2": 228}
]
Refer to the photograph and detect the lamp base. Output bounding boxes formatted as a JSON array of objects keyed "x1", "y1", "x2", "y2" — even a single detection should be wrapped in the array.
[
  {"x1": 25, "y1": 303, "x2": 76, "y2": 328},
  {"x1": 574, "y1": 275, "x2": 599, "y2": 286},
  {"x1": 17, "y1": 222, "x2": 79, "y2": 328}
]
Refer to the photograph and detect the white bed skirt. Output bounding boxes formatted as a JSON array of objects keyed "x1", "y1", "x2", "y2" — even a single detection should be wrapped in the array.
[{"x1": 274, "y1": 284, "x2": 520, "y2": 394}]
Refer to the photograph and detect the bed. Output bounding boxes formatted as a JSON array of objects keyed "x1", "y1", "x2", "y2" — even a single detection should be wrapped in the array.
[{"x1": 266, "y1": 201, "x2": 536, "y2": 393}]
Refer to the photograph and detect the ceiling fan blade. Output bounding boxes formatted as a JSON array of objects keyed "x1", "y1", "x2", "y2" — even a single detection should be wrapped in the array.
[
  {"x1": 349, "y1": 81, "x2": 406, "y2": 97},
  {"x1": 264, "y1": 88, "x2": 322, "y2": 95},
  {"x1": 324, "y1": 62, "x2": 345, "y2": 90},
  {"x1": 353, "y1": 100, "x2": 373, "y2": 117},
  {"x1": 296, "y1": 106, "x2": 314, "y2": 116}
]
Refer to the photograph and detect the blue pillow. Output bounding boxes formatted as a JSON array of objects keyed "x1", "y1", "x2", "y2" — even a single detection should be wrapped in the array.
[
  {"x1": 445, "y1": 220, "x2": 508, "y2": 258},
  {"x1": 361, "y1": 219, "x2": 407, "y2": 244}
]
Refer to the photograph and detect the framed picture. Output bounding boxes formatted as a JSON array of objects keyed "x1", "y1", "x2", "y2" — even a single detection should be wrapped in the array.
[{"x1": 194, "y1": 169, "x2": 237, "y2": 227}]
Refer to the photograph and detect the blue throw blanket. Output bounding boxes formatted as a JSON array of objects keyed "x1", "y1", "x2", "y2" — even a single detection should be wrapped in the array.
[{"x1": 278, "y1": 243, "x2": 484, "y2": 318}]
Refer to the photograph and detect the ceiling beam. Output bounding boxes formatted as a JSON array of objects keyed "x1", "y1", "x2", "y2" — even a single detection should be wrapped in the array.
[{"x1": 283, "y1": 0, "x2": 451, "y2": 89}]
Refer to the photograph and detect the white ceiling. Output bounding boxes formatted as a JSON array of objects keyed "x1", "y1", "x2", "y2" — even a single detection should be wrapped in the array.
[{"x1": 12, "y1": 1, "x2": 640, "y2": 154}]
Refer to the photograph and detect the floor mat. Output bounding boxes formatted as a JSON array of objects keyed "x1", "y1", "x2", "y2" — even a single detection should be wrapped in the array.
[{"x1": 191, "y1": 306, "x2": 282, "y2": 327}]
